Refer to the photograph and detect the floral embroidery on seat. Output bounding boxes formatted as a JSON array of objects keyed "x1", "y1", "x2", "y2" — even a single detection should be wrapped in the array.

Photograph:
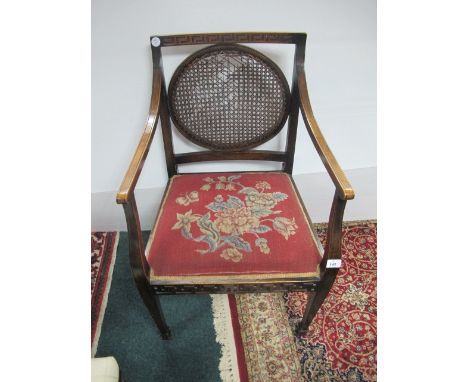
[
  {"x1": 175, "y1": 191, "x2": 199, "y2": 206},
  {"x1": 220, "y1": 247, "x2": 243, "y2": 262},
  {"x1": 171, "y1": 175, "x2": 299, "y2": 262}
]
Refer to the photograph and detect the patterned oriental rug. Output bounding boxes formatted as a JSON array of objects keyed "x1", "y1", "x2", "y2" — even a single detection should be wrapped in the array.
[
  {"x1": 230, "y1": 221, "x2": 377, "y2": 382},
  {"x1": 91, "y1": 232, "x2": 119, "y2": 356},
  {"x1": 90, "y1": 221, "x2": 376, "y2": 381}
]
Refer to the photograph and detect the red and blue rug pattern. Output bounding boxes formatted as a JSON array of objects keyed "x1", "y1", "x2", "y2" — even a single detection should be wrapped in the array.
[
  {"x1": 285, "y1": 222, "x2": 377, "y2": 381},
  {"x1": 227, "y1": 221, "x2": 377, "y2": 382}
]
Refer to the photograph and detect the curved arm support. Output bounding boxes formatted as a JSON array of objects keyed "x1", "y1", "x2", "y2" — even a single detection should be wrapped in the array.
[
  {"x1": 116, "y1": 66, "x2": 162, "y2": 204},
  {"x1": 122, "y1": 192, "x2": 171, "y2": 339},
  {"x1": 123, "y1": 193, "x2": 150, "y2": 279},
  {"x1": 320, "y1": 190, "x2": 347, "y2": 274},
  {"x1": 298, "y1": 69, "x2": 355, "y2": 200}
]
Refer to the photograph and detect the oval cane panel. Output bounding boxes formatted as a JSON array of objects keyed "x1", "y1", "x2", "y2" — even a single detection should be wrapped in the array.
[{"x1": 168, "y1": 44, "x2": 290, "y2": 151}]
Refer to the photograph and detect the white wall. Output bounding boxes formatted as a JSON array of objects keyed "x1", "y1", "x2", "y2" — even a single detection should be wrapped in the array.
[{"x1": 92, "y1": 0, "x2": 376, "y2": 230}]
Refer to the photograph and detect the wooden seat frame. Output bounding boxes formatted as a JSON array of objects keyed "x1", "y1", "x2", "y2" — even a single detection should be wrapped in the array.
[{"x1": 116, "y1": 33, "x2": 355, "y2": 340}]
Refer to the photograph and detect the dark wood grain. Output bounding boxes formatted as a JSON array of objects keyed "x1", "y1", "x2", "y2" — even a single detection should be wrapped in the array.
[
  {"x1": 283, "y1": 34, "x2": 306, "y2": 174},
  {"x1": 157, "y1": 46, "x2": 178, "y2": 179},
  {"x1": 175, "y1": 150, "x2": 287, "y2": 164},
  {"x1": 152, "y1": 282, "x2": 317, "y2": 294},
  {"x1": 321, "y1": 190, "x2": 347, "y2": 272}
]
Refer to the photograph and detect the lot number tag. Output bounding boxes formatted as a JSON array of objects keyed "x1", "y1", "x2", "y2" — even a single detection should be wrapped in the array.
[{"x1": 326, "y1": 259, "x2": 342, "y2": 269}]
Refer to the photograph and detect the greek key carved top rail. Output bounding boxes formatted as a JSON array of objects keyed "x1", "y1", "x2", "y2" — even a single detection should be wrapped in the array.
[{"x1": 153, "y1": 32, "x2": 306, "y2": 47}]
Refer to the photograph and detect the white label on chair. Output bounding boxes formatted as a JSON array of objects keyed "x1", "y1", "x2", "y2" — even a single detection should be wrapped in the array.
[
  {"x1": 326, "y1": 259, "x2": 342, "y2": 268},
  {"x1": 151, "y1": 37, "x2": 161, "y2": 47}
]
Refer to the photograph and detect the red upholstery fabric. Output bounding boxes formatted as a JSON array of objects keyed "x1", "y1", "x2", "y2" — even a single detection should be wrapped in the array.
[{"x1": 147, "y1": 172, "x2": 322, "y2": 281}]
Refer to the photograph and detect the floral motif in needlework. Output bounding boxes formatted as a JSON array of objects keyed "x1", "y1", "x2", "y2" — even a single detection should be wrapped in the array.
[{"x1": 171, "y1": 175, "x2": 298, "y2": 262}]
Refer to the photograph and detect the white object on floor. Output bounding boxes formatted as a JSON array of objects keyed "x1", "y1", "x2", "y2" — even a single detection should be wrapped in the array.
[{"x1": 91, "y1": 356, "x2": 120, "y2": 382}]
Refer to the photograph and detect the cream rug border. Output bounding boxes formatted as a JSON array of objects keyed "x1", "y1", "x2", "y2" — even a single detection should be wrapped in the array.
[{"x1": 210, "y1": 294, "x2": 241, "y2": 382}]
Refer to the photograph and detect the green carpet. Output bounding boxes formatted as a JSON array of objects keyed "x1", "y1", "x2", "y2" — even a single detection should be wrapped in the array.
[{"x1": 96, "y1": 232, "x2": 222, "y2": 382}]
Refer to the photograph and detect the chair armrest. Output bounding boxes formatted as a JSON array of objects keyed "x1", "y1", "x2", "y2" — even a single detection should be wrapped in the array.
[
  {"x1": 116, "y1": 69, "x2": 162, "y2": 204},
  {"x1": 297, "y1": 69, "x2": 355, "y2": 200}
]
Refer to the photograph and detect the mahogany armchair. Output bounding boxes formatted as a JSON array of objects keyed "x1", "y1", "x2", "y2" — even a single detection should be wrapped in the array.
[{"x1": 116, "y1": 33, "x2": 354, "y2": 340}]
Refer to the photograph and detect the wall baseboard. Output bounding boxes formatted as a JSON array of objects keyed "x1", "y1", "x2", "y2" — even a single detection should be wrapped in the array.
[{"x1": 91, "y1": 167, "x2": 376, "y2": 231}]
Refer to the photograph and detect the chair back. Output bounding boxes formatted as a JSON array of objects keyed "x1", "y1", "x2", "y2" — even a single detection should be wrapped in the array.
[{"x1": 152, "y1": 33, "x2": 307, "y2": 175}]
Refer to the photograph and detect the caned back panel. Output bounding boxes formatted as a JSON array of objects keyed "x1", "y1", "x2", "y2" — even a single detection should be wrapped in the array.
[{"x1": 168, "y1": 44, "x2": 290, "y2": 151}]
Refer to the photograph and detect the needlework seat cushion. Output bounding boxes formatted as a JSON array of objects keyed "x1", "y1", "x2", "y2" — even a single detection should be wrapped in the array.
[{"x1": 147, "y1": 172, "x2": 323, "y2": 282}]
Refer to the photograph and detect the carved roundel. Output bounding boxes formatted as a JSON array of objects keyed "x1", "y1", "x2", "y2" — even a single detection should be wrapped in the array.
[{"x1": 168, "y1": 44, "x2": 290, "y2": 151}]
